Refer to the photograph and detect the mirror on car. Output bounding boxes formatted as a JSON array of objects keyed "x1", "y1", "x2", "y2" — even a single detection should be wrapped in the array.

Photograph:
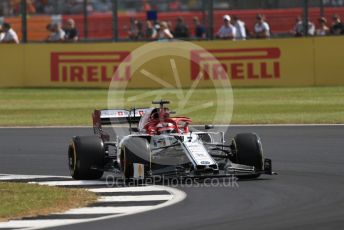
[
  {"x1": 130, "y1": 127, "x2": 139, "y2": 133},
  {"x1": 204, "y1": 125, "x2": 214, "y2": 130}
]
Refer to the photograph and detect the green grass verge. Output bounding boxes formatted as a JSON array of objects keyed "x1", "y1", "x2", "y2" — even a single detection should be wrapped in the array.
[
  {"x1": 0, "y1": 87, "x2": 344, "y2": 126},
  {"x1": 0, "y1": 182, "x2": 97, "y2": 221}
]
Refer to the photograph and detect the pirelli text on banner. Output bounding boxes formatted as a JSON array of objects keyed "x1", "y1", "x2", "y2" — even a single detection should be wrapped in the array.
[
  {"x1": 191, "y1": 47, "x2": 281, "y2": 81},
  {"x1": 49, "y1": 48, "x2": 281, "y2": 85},
  {"x1": 50, "y1": 51, "x2": 131, "y2": 82}
]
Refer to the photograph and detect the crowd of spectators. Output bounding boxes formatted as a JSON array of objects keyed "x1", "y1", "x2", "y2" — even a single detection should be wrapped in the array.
[
  {"x1": 128, "y1": 14, "x2": 270, "y2": 40},
  {"x1": 214, "y1": 13, "x2": 271, "y2": 40},
  {"x1": 0, "y1": 22, "x2": 19, "y2": 44},
  {"x1": 46, "y1": 18, "x2": 79, "y2": 42},
  {"x1": 126, "y1": 16, "x2": 199, "y2": 41},
  {"x1": 290, "y1": 14, "x2": 344, "y2": 36},
  {"x1": 126, "y1": 13, "x2": 344, "y2": 41},
  {"x1": 126, "y1": 16, "x2": 205, "y2": 41},
  {"x1": 1, "y1": 13, "x2": 343, "y2": 44},
  {"x1": 0, "y1": 18, "x2": 79, "y2": 44}
]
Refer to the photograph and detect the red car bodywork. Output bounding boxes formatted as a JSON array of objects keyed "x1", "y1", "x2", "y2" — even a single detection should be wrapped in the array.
[{"x1": 92, "y1": 105, "x2": 192, "y2": 137}]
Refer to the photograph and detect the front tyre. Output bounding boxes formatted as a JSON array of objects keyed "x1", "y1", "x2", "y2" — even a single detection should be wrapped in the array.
[
  {"x1": 232, "y1": 133, "x2": 264, "y2": 178},
  {"x1": 120, "y1": 137, "x2": 150, "y2": 180},
  {"x1": 68, "y1": 136, "x2": 105, "y2": 180}
]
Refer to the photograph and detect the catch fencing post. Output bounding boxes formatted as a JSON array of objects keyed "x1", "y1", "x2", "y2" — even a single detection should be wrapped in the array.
[
  {"x1": 21, "y1": 0, "x2": 28, "y2": 43},
  {"x1": 83, "y1": 0, "x2": 89, "y2": 40},
  {"x1": 112, "y1": 0, "x2": 118, "y2": 41},
  {"x1": 303, "y1": 0, "x2": 309, "y2": 36},
  {"x1": 207, "y1": 0, "x2": 214, "y2": 40},
  {"x1": 320, "y1": 0, "x2": 324, "y2": 17}
]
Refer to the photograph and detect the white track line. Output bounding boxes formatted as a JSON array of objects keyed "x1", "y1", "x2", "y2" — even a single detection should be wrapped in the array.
[
  {"x1": 0, "y1": 174, "x2": 69, "y2": 180},
  {"x1": 30, "y1": 180, "x2": 108, "y2": 186},
  {"x1": 0, "y1": 219, "x2": 83, "y2": 229},
  {"x1": 63, "y1": 206, "x2": 154, "y2": 215},
  {"x1": 26, "y1": 186, "x2": 186, "y2": 230},
  {"x1": 98, "y1": 195, "x2": 173, "y2": 202},
  {"x1": 0, "y1": 175, "x2": 186, "y2": 230},
  {"x1": 88, "y1": 186, "x2": 167, "y2": 193}
]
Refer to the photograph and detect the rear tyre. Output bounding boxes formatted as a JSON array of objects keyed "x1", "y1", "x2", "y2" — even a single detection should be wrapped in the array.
[
  {"x1": 68, "y1": 136, "x2": 105, "y2": 180},
  {"x1": 120, "y1": 137, "x2": 150, "y2": 180},
  {"x1": 232, "y1": 133, "x2": 264, "y2": 178}
]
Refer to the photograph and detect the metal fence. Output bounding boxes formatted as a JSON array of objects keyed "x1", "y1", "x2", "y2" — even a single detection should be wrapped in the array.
[{"x1": 0, "y1": 0, "x2": 343, "y2": 43}]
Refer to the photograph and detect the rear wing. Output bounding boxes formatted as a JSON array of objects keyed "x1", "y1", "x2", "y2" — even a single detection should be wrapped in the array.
[{"x1": 93, "y1": 108, "x2": 150, "y2": 125}]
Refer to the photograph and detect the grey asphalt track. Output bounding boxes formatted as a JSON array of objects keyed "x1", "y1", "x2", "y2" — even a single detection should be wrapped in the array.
[{"x1": 1, "y1": 126, "x2": 344, "y2": 230}]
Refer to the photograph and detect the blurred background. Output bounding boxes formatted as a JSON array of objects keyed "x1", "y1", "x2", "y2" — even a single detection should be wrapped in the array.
[{"x1": 0, "y1": 0, "x2": 343, "y2": 42}]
